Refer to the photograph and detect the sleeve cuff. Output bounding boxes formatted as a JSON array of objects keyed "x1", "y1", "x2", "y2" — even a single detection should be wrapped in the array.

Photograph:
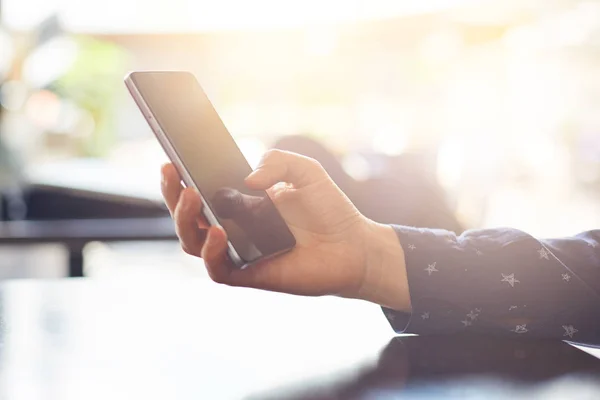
[{"x1": 380, "y1": 225, "x2": 462, "y2": 335}]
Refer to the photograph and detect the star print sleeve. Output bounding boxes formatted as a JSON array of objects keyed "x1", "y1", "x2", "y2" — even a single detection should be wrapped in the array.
[{"x1": 381, "y1": 226, "x2": 600, "y2": 346}]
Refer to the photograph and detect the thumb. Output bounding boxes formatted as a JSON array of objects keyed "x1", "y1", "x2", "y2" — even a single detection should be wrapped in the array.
[
  {"x1": 212, "y1": 188, "x2": 263, "y2": 218},
  {"x1": 245, "y1": 149, "x2": 328, "y2": 190}
]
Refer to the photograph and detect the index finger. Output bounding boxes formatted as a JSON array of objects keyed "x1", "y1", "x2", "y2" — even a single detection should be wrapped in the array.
[{"x1": 244, "y1": 149, "x2": 328, "y2": 190}]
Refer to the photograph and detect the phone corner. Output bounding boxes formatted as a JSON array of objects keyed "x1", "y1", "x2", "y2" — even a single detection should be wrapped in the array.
[{"x1": 123, "y1": 71, "x2": 137, "y2": 84}]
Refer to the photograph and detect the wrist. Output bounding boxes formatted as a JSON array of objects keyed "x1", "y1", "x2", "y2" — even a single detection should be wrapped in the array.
[{"x1": 358, "y1": 222, "x2": 411, "y2": 312}]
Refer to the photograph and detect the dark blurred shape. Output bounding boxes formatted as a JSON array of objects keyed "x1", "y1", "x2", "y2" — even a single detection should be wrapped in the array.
[
  {"x1": 0, "y1": 14, "x2": 65, "y2": 220},
  {"x1": 0, "y1": 183, "x2": 172, "y2": 277},
  {"x1": 251, "y1": 335, "x2": 600, "y2": 399},
  {"x1": 211, "y1": 187, "x2": 291, "y2": 256},
  {"x1": 272, "y1": 135, "x2": 464, "y2": 233}
]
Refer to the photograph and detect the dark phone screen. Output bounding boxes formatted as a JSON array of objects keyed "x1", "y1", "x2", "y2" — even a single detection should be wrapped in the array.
[{"x1": 131, "y1": 72, "x2": 295, "y2": 264}]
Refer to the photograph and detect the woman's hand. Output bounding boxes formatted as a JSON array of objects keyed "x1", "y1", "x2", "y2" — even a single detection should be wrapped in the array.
[{"x1": 161, "y1": 150, "x2": 410, "y2": 311}]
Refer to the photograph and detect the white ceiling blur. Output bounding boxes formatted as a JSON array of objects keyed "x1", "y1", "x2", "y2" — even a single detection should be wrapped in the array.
[{"x1": 3, "y1": 0, "x2": 491, "y2": 33}]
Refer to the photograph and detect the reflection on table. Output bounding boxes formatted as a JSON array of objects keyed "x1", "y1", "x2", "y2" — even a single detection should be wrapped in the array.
[{"x1": 0, "y1": 279, "x2": 598, "y2": 399}]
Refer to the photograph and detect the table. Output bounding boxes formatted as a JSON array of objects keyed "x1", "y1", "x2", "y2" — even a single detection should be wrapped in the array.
[
  {"x1": 0, "y1": 279, "x2": 598, "y2": 400},
  {"x1": 0, "y1": 158, "x2": 176, "y2": 277},
  {"x1": 0, "y1": 217, "x2": 176, "y2": 276}
]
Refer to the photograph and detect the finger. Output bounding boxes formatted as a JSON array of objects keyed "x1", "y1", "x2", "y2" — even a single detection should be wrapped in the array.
[
  {"x1": 174, "y1": 188, "x2": 206, "y2": 256},
  {"x1": 212, "y1": 188, "x2": 243, "y2": 218},
  {"x1": 228, "y1": 259, "x2": 281, "y2": 290},
  {"x1": 201, "y1": 226, "x2": 234, "y2": 284},
  {"x1": 228, "y1": 258, "x2": 314, "y2": 296},
  {"x1": 161, "y1": 163, "x2": 183, "y2": 216},
  {"x1": 201, "y1": 226, "x2": 283, "y2": 290},
  {"x1": 245, "y1": 149, "x2": 328, "y2": 190},
  {"x1": 213, "y1": 188, "x2": 264, "y2": 219}
]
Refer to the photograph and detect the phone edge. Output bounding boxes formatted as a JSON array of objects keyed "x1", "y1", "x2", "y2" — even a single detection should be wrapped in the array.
[{"x1": 124, "y1": 73, "x2": 246, "y2": 268}]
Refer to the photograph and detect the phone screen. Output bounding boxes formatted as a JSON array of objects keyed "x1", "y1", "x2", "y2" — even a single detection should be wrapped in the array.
[{"x1": 129, "y1": 72, "x2": 295, "y2": 264}]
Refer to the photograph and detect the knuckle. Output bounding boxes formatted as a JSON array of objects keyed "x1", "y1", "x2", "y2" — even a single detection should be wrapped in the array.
[
  {"x1": 266, "y1": 148, "x2": 321, "y2": 169},
  {"x1": 178, "y1": 229, "x2": 205, "y2": 257},
  {"x1": 207, "y1": 269, "x2": 229, "y2": 285},
  {"x1": 181, "y1": 244, "x2": 196, "y2": 256},
  {"x1": 300, "y1": 156, "x2": 326, "y2": 177},
  {"x1": 261, "y1": 149, "x2": 283, "y2": 164},
  {"x1": 305, "y1": 156, "x2": 323, "y2": 170},
  {"x1": 174, "y1": 198, "x2": 193, "y2": 222},
  {"x1": 209, "y1": 273, "x2": 226, "y2": 285}
]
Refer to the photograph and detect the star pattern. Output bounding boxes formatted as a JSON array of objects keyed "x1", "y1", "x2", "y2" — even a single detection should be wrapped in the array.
[
  {"x1": 501, "y1": 273, "x2": 520, "y2": 287},
  {"x1": 424, "y1": 262, "x2": 438, "y2": 276},
  {"x1": 512, "y1": 324, "x2": 528, "y2": 334},
  {"x1": 383, "y1": 225, "x2": 599, "y2": 345},
  {"x1": 467, "y1": 310, "x2": 479, "y2": 320},
  {"x1": 562, "y1": 325, "x2": 578, "y2": 338},
  {"x1": 538, "y1": 247, "x2": 550, "y2": 260}
]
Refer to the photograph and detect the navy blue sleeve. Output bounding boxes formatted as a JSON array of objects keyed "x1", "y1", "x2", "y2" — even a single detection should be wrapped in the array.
[{"x1": 382, "y1": 226, "x2": 600, "y2": 346}]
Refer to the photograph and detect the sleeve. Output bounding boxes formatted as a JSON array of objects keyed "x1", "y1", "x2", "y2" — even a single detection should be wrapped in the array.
[{"x1": 381, "y1": 226, "x2": 600, "y2": 346}]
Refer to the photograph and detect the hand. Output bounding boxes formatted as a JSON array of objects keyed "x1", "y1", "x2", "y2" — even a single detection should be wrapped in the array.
[{"x1": 161, "y1": 150, "x2": 410, "y2": 311}]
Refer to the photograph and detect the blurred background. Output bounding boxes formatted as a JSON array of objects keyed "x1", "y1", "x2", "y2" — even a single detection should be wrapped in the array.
[{"x1": 0, "y1": 0, "x2": 599, "y2": 280}]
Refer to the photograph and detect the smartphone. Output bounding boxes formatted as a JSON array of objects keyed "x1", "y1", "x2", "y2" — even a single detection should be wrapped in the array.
[{"x1": 125, "y1": 71, "x2": 296, "y2": 267}]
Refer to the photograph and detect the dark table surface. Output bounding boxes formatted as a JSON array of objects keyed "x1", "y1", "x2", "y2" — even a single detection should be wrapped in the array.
[{"x1": 0, "y1": 279, "x2": 598, "y2": 400}]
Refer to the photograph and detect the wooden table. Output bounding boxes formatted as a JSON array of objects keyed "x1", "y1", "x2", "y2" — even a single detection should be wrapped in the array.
[{"x1": 0, "y1": 279, "x2": 598, "y2": 399}]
